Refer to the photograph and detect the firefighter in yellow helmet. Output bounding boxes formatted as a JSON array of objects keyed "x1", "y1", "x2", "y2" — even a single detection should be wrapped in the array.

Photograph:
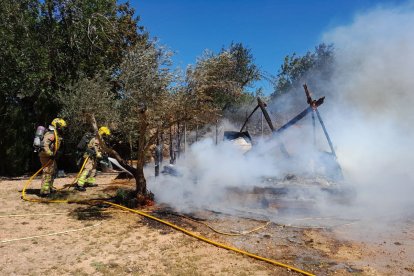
[
  {"x1": 75, "y1": 126, "x2": 110, "y2": 191},
  {"x1": 39, "y1": 118, "x2": 67, "y2": 196}
]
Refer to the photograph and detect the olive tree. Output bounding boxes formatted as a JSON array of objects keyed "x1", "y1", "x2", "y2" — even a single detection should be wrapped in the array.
[
  {"x1": 58, "y1": 74, "x2": 117, "y2": 151},
  {"x1": 117, "y1": 40, "x2": 193, "y2": 200},
  {"x1": 271, "y1": 43, "x2": 334, "y2": 99},
  {"x1": 186, "y1": 42, "x2": 260, "y2": 113}
]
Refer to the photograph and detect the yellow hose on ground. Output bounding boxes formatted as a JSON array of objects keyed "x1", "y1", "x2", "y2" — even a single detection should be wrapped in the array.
[
  {"x1": 21, "y1": 171, "x2": 315, "y2": 276},
  {"x1": 56, "y1": 156, "x2": 89, "y2": 191},
  {"x1": 177, "y1": 213, "x2": 271, "y2": 236},
  {"x1": 22, "y1": 161, "x2": 73, "y2": 203},
  {"x1": 103, "y1": 201, "x2": 315, "y2": 276},
  {"x1": 201, "y1": 220, "x2": 270, "y2": 236}
]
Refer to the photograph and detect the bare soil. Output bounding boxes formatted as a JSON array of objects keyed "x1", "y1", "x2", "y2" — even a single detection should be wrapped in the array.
[{"x1": 1, "y1": 173, "x2": 413, "y2": 276}]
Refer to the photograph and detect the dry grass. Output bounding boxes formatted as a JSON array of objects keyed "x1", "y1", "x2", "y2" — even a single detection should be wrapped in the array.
[{"x1": 1, "y1": 175, "x2": 413, "y2": 275}]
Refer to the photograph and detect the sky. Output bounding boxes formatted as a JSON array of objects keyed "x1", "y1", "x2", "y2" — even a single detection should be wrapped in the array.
[{"x1": 129, "y1": 0, "x2": 407, "y2": 93}]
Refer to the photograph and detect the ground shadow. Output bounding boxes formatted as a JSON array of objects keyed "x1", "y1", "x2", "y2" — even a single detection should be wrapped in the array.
[
  {"x1": 70, "y1": 205, "x2": 114, "y2": 221},
  {"x1": 20, "y1": 188, "x2": 72, "y2": 199}
]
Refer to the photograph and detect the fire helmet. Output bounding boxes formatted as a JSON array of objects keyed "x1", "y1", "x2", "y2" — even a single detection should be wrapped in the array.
[
  {"x1": 51, "y1": 118, "x2": 67, "y2": 130},
  {"x1": 98, "y1": 126, "x2": 111, "y2": 136}
]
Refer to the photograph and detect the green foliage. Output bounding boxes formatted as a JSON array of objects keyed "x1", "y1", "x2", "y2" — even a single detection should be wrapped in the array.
[
  {"x1": 271, "y1": 43, "x2": 334, "y2": 99},
  {"x1": 0, "y1": 0, "x2": 142, "y2": 175},
  {"x1": 186, "y1": 42, "x2": 260, "y2": 113},
  {"x1": 58, "y1": 74, "x2": 118, "y2": 152},
  {"x1": 117, "y1": 40, "x2": 192, "y2": 194},
  {"x1": 224, "y1": 43, "x2": 261, "y2": 88},
  {"x1": 118, "y1": 40, "x2": 176, "y2": 141},
  {"x1": 0, "y1": 0, "x2": 47, "y2": 175}
]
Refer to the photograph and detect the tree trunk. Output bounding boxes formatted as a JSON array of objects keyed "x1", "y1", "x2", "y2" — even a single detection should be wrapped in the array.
[
  {"x1": 86, "y1": 113, "x2": 137, "y2": 178},
  {"x1": 154, "y1": 131, "x2": 162, "y2": 177},
  {"x1": 87, "y1": 113, "x2": 153, "y2": 205},
  {"x1": 169, "y1": 125, "x2": 175, "y2": 164},
  {"x1": 135, "y1": 157, "x2": 147, "y2": 196}
]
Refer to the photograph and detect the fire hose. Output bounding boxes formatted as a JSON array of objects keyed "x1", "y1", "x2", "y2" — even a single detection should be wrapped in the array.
[
  {"x1": 21, "y1": 164, "x2": 315, "y2": 276},
  {"x1": 55, "y1": 156, "x2": 89, "y2": 191}
]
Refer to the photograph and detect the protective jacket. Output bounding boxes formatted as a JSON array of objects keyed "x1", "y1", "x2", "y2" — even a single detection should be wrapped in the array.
[
  {"x1": 40, "y1": 126, "x2": 62, "y2": 156},
  {"x1": 38, "y1": 125, "x2": 63, "y2": 196},
  {"x1": 84, "y1": 137, "x2": 102, "y2": 159}
]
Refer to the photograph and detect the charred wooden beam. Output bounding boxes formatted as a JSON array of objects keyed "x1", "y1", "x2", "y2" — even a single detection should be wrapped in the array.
[
  {"x1": 315, "y1": 109, "x2": 337, "y2": 158},
  {"x1": 239, "y1": 105, "x2": 259, "y2": 132},
  {"x1": 274, "y1": 96, "x2": 324, "y2": 134},
  {"x1": 257, "y1": 97, "x2": 275, "y2": 131},
  {"x1": 256, "y1": 97, "x2": 290, "y2": 157},
  {"x1": 303, "y1": 84, "x2": 336, "y2": 158},
  {"x1": 274, "y1": 107, "x2": 313, "y2": 134}
]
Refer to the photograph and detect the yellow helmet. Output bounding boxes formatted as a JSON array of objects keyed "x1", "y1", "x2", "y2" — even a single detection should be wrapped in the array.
[
  {"x1": 51, "y1": 118, "x2": 67, "y2": 129},
  {"x1": 98, "y1": 126, "x2": 111, "y2": 136}
]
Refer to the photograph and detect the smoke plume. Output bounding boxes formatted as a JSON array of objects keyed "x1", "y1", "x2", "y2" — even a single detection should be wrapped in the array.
[
  {"x1": 323, "y1": 2, "x2": 414, "y2": 220},
  {"x1": 148, "y1": 2, "x2": 414, "y2": 227}
]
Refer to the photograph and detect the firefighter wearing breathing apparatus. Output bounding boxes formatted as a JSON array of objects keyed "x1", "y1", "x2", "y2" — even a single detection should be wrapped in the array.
[
  {"x1": 75, "y1": 126, "x2": 110, "y2": 191},
  {"x1": 39, "y1": 118, "x2": 67, "y2": 196}
]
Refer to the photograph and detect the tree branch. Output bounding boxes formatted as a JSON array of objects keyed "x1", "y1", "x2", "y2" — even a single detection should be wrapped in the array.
[{"x1": 87, "y1": 113, "x2": 137, "y2": 175}]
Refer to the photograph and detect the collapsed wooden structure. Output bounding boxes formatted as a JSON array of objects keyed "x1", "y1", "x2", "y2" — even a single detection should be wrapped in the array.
[{"x1": 224, "y1": 84, "x2": 343, "y2": 180}]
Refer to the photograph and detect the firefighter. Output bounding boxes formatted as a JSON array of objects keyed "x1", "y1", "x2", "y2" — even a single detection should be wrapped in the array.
[
  {"x1": 39, "y1": 118, "x2": 67, "y2": 196},
  {"x1": 75, "y1": 126, "x2": 110, "y2": 191}
]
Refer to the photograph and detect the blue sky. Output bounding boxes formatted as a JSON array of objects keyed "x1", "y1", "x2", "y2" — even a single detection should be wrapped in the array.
[{"x1": 130, "y1": 0, "x2": 406, "y2": 93}]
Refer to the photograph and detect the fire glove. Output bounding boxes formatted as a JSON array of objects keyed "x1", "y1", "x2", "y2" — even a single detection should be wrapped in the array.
[{"x1": 96, "y1": 152, "x2": 102, "y2": 159}]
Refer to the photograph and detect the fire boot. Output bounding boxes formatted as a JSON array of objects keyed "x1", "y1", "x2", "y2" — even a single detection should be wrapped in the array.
[
  {"x1": 85, "y1": 177, "x2": 97, "y2": 187},
  {"x1": 40, "y1": 176, "x2": 52, "y2": 197},
  {"x1": 76, "y1": 170, "x2": 88, "y2": 191},
  {"x1": 74, "y1": 185, "x2": 86, "y2": 192}
]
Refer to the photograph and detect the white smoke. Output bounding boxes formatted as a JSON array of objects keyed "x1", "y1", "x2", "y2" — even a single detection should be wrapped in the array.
[
  {"x1": 148, "y1": 2, "x2": 414, "y2": 225},
  {"x1": 149, "y1": 122, "x2": 282, "y2": 212},
  {"x1": 323, "y1": 3, "x2": 414, "y2": 219},
  {"x1": 149, "y1": 120, "x2": 337, "y2": 217}
]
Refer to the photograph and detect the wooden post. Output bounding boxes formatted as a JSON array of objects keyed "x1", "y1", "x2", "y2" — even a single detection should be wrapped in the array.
[
  {"x1": 261, "y1": 112, "x2": 264, "y2": 137},
  {"x1": 177, "y1": 122, "x2": 181, "y2": 159},
  {"x1": 160, "y1": 131, "x2": 164, "y2": 164},
  {"x1": 184, "y1": 122, "x2": 187, "y2": 154},
  {"x1": 303, "y1": 84, "x2": 335, "y2": 157},
  {"x1": 315, "y1": 109, "x2": 336, "y2": 158},
  {"x1": 257, "y1": 97, "x2": 289, "y2": 157},
  {"x1": 169, "y1": 125, "x2": 175, "y2": 164},
  {"x1": 155, "y1": 131, "x2": 160, "y2": 177},
  {"x1": 311, "y1": 111, "x2": 316, "y2": 147}
]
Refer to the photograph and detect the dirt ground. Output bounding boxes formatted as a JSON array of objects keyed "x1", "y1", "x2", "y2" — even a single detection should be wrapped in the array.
[{"x1": 1, "y1": 173, "x2": 413, "y2": 276}]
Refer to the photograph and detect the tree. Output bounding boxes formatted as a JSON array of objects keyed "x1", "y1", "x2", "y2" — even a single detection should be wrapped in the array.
[
  {"x1": 37, "y1": 0, "x2": 142, "y2": 114},
  {"x1": 0, "y1": 0, "x2": 143, "y2": 175},
  {"x1": 271, "y1": 43, "x2": 334, "y2": 99},
  {"x1": 0, "y1": 0, "x2": 48, "y2": 175},
  {"x1": 116, "y1": 40, "x2": 192, "y2": 200},
  {"x1": 58, "y1": 74, "x2": 117, "y2": 153},
  {"x1": 186, "y1": 42, "x2": 260, "y2": 113}
]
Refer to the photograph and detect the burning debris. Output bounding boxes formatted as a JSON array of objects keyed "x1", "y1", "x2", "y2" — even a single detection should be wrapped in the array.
[
  {"x1": 223, "y1": 131, "x2": 252, "y2": 154},
  {"x1": 152, "y1": 84, "x2": 352, "y2": 222},
  {"x1": 224, "y1": 84, "x2": 343, "y2": 181}
]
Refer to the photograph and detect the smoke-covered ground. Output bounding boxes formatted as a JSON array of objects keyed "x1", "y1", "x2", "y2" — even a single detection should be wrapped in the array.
[{"x1": 149, "y1": 2, "x2": 414, "y2": 233}]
